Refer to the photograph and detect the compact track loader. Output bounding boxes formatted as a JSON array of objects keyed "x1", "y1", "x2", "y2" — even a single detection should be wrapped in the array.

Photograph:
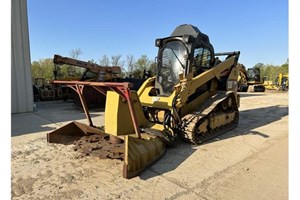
[{"x1": 48, "y1": 24, "x2": 240, "y2": 178}]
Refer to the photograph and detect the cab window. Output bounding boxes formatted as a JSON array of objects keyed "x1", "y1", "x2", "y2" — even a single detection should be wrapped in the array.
[{"x1": 194, "y1": 47, "x2": 211, "y2": 68}]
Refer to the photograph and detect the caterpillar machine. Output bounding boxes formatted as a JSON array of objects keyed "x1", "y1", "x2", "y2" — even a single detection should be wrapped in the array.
[
  {"x1": 47, "y1": 24, "x2": 241, "y2": 178},
  {"x1": 237, "y1": 64, "x2": 265, "y2": 92},
  {"x1": 237, "y1": 63, "x2": 248, "y2": 92},
  {"x1": 246, "y1": 67, "x2": 265, "y2": 92},
  {"x1": 276, "y1": 73, "x2": 289, "y2": 91}
]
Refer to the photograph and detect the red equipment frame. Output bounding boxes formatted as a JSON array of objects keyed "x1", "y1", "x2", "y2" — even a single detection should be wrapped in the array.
[{"x1": 52, "y1": 81, "x2": 141, "y2": 139}]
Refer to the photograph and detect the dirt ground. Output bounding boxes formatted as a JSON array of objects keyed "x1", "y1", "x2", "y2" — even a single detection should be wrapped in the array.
[{"x1": 11, "y1": 91, "x2": 288, "y2": 200}]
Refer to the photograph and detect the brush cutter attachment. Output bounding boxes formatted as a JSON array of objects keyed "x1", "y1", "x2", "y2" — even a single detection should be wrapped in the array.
[{"x1": 47, "y1": 81, "x2": 166, "y2": 179}]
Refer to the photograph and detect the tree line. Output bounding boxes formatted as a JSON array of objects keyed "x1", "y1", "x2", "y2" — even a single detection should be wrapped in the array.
[
  {"x1": 31, "y1": 48, "x2": 288, "y2": 84},
  {"x1": 31, "y1": 48, "x2": 156, "y2": 83},
  {"x1": 253, "y1": 60, "x2": 289, "y2": 83}
]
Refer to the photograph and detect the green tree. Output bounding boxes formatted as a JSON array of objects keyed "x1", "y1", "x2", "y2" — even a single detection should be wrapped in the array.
[
  {"x1": 132, "y1": 55, "x2": 154, "y2": 78},
  {"x1": 280, "y1": 61, "x2": 288, "y2": 75},
  {"x1": 149, "y1": 62, "x2": 156, "y2": 75},
  {"x1": 31, "y1": 58, "x2": 55, "y2": 82},
  {"x1": 253, "y1": 60, "x2": 288, "y2": 83}
]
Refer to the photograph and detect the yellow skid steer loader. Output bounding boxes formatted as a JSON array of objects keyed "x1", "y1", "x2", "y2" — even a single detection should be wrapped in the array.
[{"x1": 48, "y1": 24, "x2": 240, "y2": 178}]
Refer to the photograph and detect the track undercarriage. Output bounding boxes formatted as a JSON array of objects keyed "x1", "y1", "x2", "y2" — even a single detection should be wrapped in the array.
[{"x1": 180, "y1": 92, "x2": 239, "y2": 144}]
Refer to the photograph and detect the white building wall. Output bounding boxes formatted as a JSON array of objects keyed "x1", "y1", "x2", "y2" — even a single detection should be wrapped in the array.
[{"x1": 11, "y1": 0, "x2": 34, "y2": 113}]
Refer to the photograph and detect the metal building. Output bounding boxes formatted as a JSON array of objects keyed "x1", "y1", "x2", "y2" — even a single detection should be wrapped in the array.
[{"x1": 11, "y1": 0, "x2": 34, "y2": 113}]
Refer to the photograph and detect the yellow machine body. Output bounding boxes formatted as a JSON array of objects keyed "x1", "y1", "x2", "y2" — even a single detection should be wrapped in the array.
[
  {"x1": 105, "y1": 91, "x2": 147, "y2": 136},
  {"x1": 138, "y1": 55, "x2": 239, "y2": 117}
]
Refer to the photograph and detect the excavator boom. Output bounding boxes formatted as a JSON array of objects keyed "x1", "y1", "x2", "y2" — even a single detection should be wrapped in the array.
[{"x1": 53, "y1": 54, "x2": 121, "y2": 75}]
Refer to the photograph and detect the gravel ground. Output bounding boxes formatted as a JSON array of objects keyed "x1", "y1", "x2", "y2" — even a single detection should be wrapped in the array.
[{"x1": 11, "y1": 91, "x2": 288, "y2": 200}]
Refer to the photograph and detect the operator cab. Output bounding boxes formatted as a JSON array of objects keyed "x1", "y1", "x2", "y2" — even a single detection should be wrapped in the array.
[
  {"x1": 155, "y1": 24, "x2": 215, "y2": 96},
  {"x1": 247, "y1": 67, "x2": 261, "y2": 83}
]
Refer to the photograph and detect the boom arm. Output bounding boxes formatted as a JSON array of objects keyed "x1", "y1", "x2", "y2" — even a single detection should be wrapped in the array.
[{"x1": 53, "y1": 54, "x2": 121, "y2": 75}]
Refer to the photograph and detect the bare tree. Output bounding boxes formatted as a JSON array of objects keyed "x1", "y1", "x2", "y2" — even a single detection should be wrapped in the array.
[
  {"x1": 88, "y1": 59, "x2": 97, "y2": 64},
  {"x1": 99, "y1": 55, "x2": 110, "y2": 66},
  {"x1": 111, "y1": 55, "x2": 125, "y2": 75},
  {"x1": 65, "y1": 48, "x2": 84, "y2": 78},
  {"x1": 126, "y1": 54, "x2": 135, "y2": 76},
  {"x1": 111, "y1": 55, "x2": 122, "y2": 66},
  {"x1": 70, "y1": 48, "x2": 82, "y2": 59}
]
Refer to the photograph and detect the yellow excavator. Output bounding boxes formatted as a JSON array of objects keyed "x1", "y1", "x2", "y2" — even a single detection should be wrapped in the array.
[
  {"x1": 263, "y1": 73, "x2": 289, "y2": 91},
  {"x1": 276, "y1": 73, "x2": 289, "y2": 91},
  {"x1": 47, "y1": 24, "x2": 241, "y2": 178}
]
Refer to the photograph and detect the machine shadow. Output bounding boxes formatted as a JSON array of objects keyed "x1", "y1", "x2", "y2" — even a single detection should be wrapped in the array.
[
  {"x1": 207, "y1": 105, "x2": 289, "y2": 144},
  {"x1": 140, "y1": 105, "x2": 288, "y2": 180}
]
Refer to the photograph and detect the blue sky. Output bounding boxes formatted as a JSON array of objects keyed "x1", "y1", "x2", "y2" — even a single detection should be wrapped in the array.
[{"x1": 27, "y1": 0, "x2": 288, "y2": 69}]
